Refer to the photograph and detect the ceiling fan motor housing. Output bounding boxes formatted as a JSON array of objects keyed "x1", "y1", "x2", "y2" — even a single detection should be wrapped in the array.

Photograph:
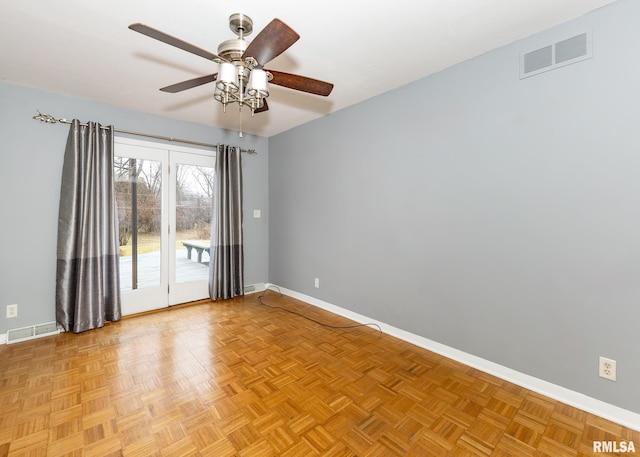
[
  {"x1": 217, "y1": 13, "x2": 254, "y2": 63},
  {"x1": 217, "y1": 38, "x2": 249, "y2": 62}
]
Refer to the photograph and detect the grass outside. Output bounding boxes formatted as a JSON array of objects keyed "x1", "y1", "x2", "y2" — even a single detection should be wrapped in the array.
[{"x1": 119, "y1": 229, "x2": 209, "y2": 257}]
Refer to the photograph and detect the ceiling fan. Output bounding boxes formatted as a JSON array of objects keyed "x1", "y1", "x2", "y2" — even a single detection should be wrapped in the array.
[{"x1": 128, "y1": 14, "x2": 334, "y2": 122}]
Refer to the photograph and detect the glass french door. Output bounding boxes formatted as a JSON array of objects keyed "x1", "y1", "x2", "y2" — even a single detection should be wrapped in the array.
[
  {"x1": 170, "y1": 151, "x2": 215, "y2": 304},
  {"x1": 114, "y1": 138, "x2": 215, "y2": 315}
]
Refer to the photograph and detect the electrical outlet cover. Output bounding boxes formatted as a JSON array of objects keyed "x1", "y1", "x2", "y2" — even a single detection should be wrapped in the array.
[
  {"x1": 6, "y1": 304, "x2": 18, "y2": 319},
  {"x1": 599, "y1": 356, "x2": 617, "y2": 381}
]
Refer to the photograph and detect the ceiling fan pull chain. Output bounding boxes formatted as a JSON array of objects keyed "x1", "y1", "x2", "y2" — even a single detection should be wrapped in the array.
[{"x1": 239, "y1": 71, "x2": 244, "y2": 138}]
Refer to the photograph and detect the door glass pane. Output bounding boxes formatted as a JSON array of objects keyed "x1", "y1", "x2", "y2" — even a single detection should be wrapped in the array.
[
  {"x1": 175, "y1": 163, "x2": 214, "y2": 284},
  {"x1": 115, "y1": 157, "x2": 163, "y2": 291}
]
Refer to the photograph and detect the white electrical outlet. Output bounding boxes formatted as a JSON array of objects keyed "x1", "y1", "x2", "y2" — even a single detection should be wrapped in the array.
[
  {"x1": 599, "y1": 356, "x2": 617, "y2": 381},
  {"x1": 314, "y1": 278, "x2": 320, "y2": 288},
  {"x1": 6, "y1": 304, "x2": 18, "y2": 319}
]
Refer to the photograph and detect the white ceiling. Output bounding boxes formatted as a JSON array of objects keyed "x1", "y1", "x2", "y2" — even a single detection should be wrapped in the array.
[{"x1": 0, "y1": 0, "x2": 618, "y2": 137}]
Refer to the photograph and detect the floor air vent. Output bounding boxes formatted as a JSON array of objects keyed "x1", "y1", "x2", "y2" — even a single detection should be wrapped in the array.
[
  {"x1": 244, "y1": 283, "x2": 265, "y2": 294},
  {"x1": 520, "y1": 32, "x2": 591, "y2": 79},
  {"x1": 6, "y1": 322, "x2": 60, "y2": 344}
]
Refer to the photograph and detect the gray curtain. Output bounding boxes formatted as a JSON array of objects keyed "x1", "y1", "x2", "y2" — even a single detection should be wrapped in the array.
[
  {"x1": 56, "y1": 120, "x2": 122, "y2": 333},
  {"x1": 209, "y1": 145, "x2": 244, "y2": 300}
]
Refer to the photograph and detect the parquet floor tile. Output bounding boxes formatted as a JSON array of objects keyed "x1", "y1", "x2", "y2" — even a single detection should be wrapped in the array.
[{"x1": 0, "y1": 292, "x2": 638, "y2": 456}]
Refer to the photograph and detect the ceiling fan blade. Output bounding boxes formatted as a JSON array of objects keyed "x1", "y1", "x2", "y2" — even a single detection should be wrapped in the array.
[
  {"x1": 129, "y1": 23, "x2": 224, "y2": 62},
  {"x1": 254, "y1": 99, "x2": 269, "y2": 113},
  {"x1": 160, "y1": 74, "x2": 217, "y2": 93},
  {"x1": 268, "y1": 70, "x2": 334, "y2": 96},
  {"x1": 242, "y1": 19, "x2": 299, "y2": 66}
]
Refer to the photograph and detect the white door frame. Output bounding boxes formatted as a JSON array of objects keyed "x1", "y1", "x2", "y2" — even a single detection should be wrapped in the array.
[
  {"x1": 114, "y1": 136, "x2": 216, "y2": 315},
  {"x1": 169, "y1": 149, "x2": 216, "y2": 305}
]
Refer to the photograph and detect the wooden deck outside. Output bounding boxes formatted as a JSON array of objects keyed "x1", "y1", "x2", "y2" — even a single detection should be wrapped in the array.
[{"x1": 119, "y1": 249, "x2": 210, "y2": 291}]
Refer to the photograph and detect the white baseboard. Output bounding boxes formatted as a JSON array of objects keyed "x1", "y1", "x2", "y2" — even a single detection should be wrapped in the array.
[
  {"x1": 0, "y1": 333, "x2": 6, "y2": 344},
  {"x1": 267, "y1": 284, "x2": 640, "y2": 432},
  {"x1": 244, "y1": 282, "x2": 266, "y2": 295}
]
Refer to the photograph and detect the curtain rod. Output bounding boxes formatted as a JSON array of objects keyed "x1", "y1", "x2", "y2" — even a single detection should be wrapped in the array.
[{"x1": 32, "y1": 110, "x2": 257, "y2": 154}]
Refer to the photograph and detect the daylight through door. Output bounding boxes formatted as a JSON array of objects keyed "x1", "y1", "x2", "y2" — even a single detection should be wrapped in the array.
[{"x1": 114, "y1": 138, "x2": 215, "y2": 315}]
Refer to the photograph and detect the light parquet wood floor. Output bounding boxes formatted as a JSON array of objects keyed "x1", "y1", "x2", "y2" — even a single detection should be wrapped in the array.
[{"x1": 1, "y1": 292, "x2": 638, "y2": 456}]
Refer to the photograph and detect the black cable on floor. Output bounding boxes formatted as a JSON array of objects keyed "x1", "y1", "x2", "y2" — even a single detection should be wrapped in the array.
[{"x1": 258, "y1": 286, "x2": 383, "y2": 334}]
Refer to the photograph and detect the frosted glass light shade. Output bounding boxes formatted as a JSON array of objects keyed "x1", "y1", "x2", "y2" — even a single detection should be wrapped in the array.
[
  {"x1": 247, "y1": 69, "x2": 269, "y2": 97},
  {"x1": 217, "y1": 62, "x2": 238, "y2": 92}
]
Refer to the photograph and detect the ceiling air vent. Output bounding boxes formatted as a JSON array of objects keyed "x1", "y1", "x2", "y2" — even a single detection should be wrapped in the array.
[{"x1": 520, "y1": 32, "x2": 591, "y2": 79}]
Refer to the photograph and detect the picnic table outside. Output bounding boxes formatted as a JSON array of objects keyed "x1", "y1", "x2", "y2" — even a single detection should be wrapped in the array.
[{"x1": 182, "y1": 240, "x2": 211, "y2": 264}]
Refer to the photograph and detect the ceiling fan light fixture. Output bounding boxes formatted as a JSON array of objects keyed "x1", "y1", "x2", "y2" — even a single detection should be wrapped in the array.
[
  {"x1": 129, "y1": 14, "x2": 333, "y2": 136},
  {"x1": 216, "y1": 62, "x2": 239, "y2": 92},
  {"x1": 247, "y1": 69, "x2": 269, "y2": 98},
  {"x1": 249, "y1": 97, "x2": 265, "y2": 113}
]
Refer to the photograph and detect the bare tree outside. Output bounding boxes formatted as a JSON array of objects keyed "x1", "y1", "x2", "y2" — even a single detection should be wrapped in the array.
[
  {"x1": 115, "y1": 159, "x2": 215, "y2": 250},
  {"x1": 175, "y1": 164, "x2": 215, "y2": 239},
  {"x1": 114, "y1": 158, "x2": 163, "y2": 252}
]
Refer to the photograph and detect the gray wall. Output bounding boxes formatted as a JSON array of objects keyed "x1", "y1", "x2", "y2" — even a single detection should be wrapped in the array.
[
  {"x1": 269, "y1": 0, "x2": 640, "y2": 413},
  {"x1": 0, "y1": 81, "x2": 269, "y2": 335}
]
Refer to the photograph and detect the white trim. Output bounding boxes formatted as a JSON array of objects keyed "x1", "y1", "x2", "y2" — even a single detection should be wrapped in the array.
[
  {"x1": 0, "y1": 333, "x2": 6, "y2": 345},
  {"x1": 268, "y1": 284, "x2": 640, "y2": 432},
  {"x1": 114, "y1": 135, "x2": 217, "y2": 157},
  {"x1": 244, "y1": 283, "x2": 266, "y2": 295}
]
